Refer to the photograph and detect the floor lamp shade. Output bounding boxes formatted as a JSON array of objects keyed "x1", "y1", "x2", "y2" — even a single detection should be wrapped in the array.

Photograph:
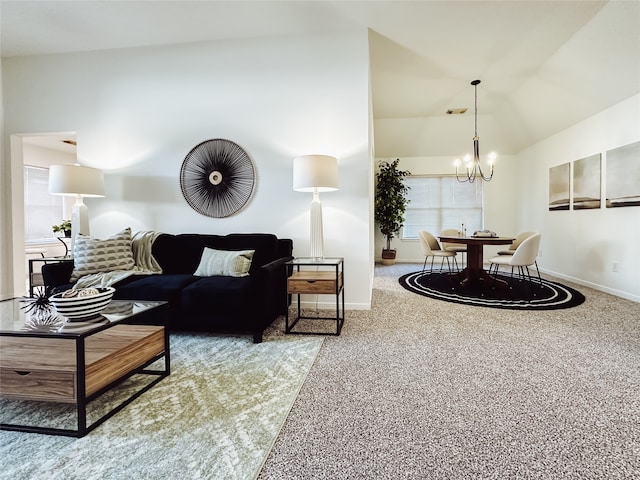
[
  {"x1": 293, "y1": 155, "x2": 338, "y2": 258},
  {"x1": 48, "y1": 164, "x2": 105, "y2": 238}
]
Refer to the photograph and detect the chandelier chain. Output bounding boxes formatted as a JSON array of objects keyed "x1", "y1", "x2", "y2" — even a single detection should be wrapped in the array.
[{"x1": 474, "y1": 81, "x2": 478, "y2": 139}]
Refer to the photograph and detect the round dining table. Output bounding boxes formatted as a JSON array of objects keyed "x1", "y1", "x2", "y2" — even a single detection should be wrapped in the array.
[{"x1": 438, "y1": 235, "x2": 514, "y2": 287}]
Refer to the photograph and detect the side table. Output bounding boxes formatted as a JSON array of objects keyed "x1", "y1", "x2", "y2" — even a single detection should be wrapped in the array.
[
  {"x1": 28, "y1": 256, "x2": 73, "y2": 297},
  {"x1": 285, "y1": 257, "x2": 345, "y2": 335}
]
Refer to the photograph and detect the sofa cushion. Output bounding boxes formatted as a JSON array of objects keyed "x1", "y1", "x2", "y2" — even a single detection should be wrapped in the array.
[
  {"x1": 70, "y1": 228, "x2": 135, "y2": 282},
  {"x1": 181, "y1": 276, "x2": 255, "y2": 314},
  {"x1": 220, "y1": 234, "x2": 277, "y2": 274},
  {"x1": 152, "y1": 233, "x2": 279, "y2": 275},
  {"x1": 113, "y1": 274, "x2": 200, "y2": 304},
  {"x1": 194, "y1": 248, "x2": 254, "y2": 277},
  {"x1": 152, "y1": 234, "x2": 222, "y2": 274}
]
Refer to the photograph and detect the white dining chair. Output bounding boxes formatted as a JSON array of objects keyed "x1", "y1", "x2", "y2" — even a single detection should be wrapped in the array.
[
  {"x1": 419, "y1": 231, "x2": 458, "y2": 274},
  {"x1": 440, "y1": 228, "x2": 466, "y2": 266},
  {"x1": 496, "y1": 231, "x2": 535, "y2": 255},
  {"x1": 488, "y1": 233, "x2": 542, "y2": 297},
  {"x1": 496, "y1": 231, "x2": 540, "y2": 273}
]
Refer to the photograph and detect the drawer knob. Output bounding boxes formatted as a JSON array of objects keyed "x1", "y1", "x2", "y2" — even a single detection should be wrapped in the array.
[{"x1": 15, "y1": 371, "x2": 31, "y2": 376}]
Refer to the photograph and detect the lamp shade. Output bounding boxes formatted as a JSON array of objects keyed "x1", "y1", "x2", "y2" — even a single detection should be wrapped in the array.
[
  {"x1": 48, "y1": 164, "x2": 105, "y2": 197},
  {"x1": 293, "y1": 155, "x2": 338, "y2": 192}
]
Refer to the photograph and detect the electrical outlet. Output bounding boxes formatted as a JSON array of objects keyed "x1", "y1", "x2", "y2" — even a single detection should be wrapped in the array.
[{"x1": 612, "y1": 261, "x2": 619, "y2": 272}]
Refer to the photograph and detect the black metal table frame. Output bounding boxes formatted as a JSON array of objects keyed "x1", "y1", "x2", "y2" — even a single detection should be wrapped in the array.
[
  {"x1": 0, "y1": 302, "x2": 170, "y2": 438},
  {"x1": 285, "y1": 258, "x2": 345, "y2": 336},
  {"x1": 27, "y1": 256, "x2": 73, "y2": 297}
]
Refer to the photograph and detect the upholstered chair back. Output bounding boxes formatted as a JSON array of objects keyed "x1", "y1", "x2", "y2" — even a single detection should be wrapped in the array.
[{"x1": 510, "y1": 233, "x2": 541, "y2": 266}]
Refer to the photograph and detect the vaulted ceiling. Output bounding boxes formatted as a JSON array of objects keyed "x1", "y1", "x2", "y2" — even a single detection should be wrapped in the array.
[{"x1": 2, "y1": 1, "x2": 639, "y2": 157}]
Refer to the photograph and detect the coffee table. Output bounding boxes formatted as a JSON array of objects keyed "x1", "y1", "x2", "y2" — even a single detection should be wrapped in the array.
[{"x1": 0, "y1": 298, "x2": 169, "y2": 437}]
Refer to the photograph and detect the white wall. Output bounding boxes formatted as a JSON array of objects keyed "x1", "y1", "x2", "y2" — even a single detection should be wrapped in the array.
[
  {"x1": 2, "y1": 31, "x2": 374, "y2": 308},
  {"x1": 516, "y1": 94, "x2": 640, "y2": 302},
  {"x1": 3, "y1": 32, "x2": 638, "y2": 304},
  {"x1": 0, "y1": 58, "x2": 9, "y2": 300},
  {"x1": 23, "y1": 142, "x2": 75, "y2": 169}
]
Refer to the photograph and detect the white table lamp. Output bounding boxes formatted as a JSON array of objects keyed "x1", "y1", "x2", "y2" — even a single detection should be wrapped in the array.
[
  {"x1": 49, "y1": 164, "x2": 105, "y2": 239},
  {"x1": 293, "y1": 155, "x2": 338, "y2": 258}
]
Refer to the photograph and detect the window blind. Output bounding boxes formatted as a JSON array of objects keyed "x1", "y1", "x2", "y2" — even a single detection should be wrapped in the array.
[
  {"x1": 402, "y1": 176, "x2": 483, "y2": 239},
  {"x1": 24, "y1": 165, "x2": 64, "y2": 242}
]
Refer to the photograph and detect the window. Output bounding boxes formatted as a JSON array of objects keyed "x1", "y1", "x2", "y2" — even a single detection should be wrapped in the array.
[
  {"x1": 24, "y1": 165, "x2": 64, "y2": 243},
  {"x1": 402, "y1": 176, "x2": 483, "y2": 239}
]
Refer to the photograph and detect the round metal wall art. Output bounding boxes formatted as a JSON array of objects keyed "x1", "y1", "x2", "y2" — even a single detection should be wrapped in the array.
[{"x1": 180, "y1": 139, "x2": 255, "y2": 218}]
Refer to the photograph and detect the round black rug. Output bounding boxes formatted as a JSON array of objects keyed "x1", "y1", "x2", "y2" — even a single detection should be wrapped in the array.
[{"x1": 399, "y1": 271, "x2": 585, "y2": 310}]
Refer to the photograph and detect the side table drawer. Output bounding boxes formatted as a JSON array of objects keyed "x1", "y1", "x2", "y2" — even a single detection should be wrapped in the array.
[
  {"x1": 0, "y1": 368, "x2": 76, "y2": 403},
  {"x1": 288, "y1": 271, "x2": 343, "y2": 294}
]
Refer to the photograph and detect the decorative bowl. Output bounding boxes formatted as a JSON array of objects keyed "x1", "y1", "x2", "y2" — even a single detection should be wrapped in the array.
[{"x1": 49, "y1": 287, "x2": 115, "y2": 320}]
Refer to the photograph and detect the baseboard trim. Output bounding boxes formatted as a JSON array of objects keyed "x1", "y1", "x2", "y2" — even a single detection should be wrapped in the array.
[
  {"x1": 540, "y1": 268, "x2": 639, "y2": 303},
  {"x1": 295, "y1": 300, "x2": 370, "y2": 310}
]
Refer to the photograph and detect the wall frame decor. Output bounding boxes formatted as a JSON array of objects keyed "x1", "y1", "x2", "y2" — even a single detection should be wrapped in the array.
[
  {"x1": 573, "y1": 153, "x2": 601, "y2": 210},
  {"x1": 180, "y1": 139, "x2": 255, "y2": 218},
  {"x1": 549, "y1": 162, "x2": 570, "y2": 211},
  {"x1": 606, "y1": 140, "x2": 640, "y2": 208}
]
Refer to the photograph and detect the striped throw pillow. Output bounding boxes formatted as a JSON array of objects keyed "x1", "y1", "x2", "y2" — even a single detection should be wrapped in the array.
[
  {"x1": 70, "y1": 228, "x2": 135, "y2": 281},
  {"x1": 193, "y1": 248, "x2": 254, "y2": 277}
]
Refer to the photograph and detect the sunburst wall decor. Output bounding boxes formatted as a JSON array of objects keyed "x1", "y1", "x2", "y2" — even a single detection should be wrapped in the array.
[{"x1": 180, "y1": 139, "x2": 255, "y2": 218}]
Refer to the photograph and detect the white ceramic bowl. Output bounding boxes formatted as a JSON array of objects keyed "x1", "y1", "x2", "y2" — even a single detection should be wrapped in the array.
[{"x1": 49, "y1": 287, "x2": 115, "y2": 320}]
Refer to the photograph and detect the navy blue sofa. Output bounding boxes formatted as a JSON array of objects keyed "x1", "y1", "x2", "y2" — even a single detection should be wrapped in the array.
[{"x1": 42, "y1": 233, "x2": 293, "y2": 343}]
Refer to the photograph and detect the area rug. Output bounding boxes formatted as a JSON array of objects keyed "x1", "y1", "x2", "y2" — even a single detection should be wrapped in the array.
[
  {"x1": 399, "y1": 270, "x2": 585, "y2": 310},
  {"x1": 0, "y1": 332, "x2": 323, "y2": 480}
]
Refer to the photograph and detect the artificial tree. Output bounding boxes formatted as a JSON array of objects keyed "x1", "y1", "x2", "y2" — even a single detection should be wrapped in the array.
[{"x1": 374, "y1": 159, "x2": 410, "y2": 264}]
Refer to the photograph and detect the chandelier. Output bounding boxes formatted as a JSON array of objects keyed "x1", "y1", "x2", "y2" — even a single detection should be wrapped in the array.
[{"x1": 455, "y1": 79, "x2": 495, "y2": 183}]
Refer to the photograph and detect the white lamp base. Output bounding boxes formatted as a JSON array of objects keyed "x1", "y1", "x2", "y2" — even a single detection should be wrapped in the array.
[
  {"x1": 71, "y1": 195, "x2": 90, "y2": 247},
  {"x1": 309, "y1": 191, "x2": 324, "y2": 259}
]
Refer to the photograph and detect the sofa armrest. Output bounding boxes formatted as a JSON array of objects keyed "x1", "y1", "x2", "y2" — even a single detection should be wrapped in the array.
[
  {"x1": 259, "y1": 255, "x2": 294, "y2": 314},
  {"x1": 261, "y1": 255, "x2": 293, "y2": 275},
  {"x1": 42, "y1": 261, "x2": 74, "y2": 293},
  {"x1": 257, "y1": 256, "x2": 293, "y2": 319}
]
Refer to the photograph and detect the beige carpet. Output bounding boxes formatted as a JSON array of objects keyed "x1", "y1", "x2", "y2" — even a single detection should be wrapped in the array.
[
  {"x1": 0, "y1": 332, "x2": 323, "y2": 480},
  {"x1": 258, "y1": 263, "x2": 640, "y2": 479},
  {"x1": 3, "y1": 264, "x2": 639, "y2": 479}
]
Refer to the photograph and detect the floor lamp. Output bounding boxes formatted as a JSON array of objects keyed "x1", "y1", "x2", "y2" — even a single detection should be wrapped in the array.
[
  {"x1": 293, "y1": 155, "x2": 338, "y2": 259},
  {"x1": 48, "y1": 164, "x2": 105, "y2": 246}
]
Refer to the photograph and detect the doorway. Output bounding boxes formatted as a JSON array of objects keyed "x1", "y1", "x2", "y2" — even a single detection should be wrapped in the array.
[{"x1": 9, "y1": 132, "x2": 77, "y2": 296}]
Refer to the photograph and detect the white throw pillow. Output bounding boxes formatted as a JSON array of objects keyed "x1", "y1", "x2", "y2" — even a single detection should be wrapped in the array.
[
  {"x1": 70, "y1": 228, "x2": 135, "y2": 281},
  {"x1": 194, "y1": 248, "x2": 254, "y2": 277}
]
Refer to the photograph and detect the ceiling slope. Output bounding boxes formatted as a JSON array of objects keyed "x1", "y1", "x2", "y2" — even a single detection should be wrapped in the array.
[{"x1": 1, "y1": 1, "x2": 638, "y2": 156}]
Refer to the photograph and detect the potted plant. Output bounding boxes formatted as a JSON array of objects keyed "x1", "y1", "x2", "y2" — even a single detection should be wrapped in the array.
[
  {"x1": 375, "y1": 159, "x2": 410, "y2": 265},
  {"x1": 52, "y1": 220, "x2": 72, "y2": 237}
]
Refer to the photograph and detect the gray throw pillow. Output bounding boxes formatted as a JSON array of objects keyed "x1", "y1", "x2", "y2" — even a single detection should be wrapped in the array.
[{"x1": 70, "y1": 228, "x2": 135, "y2": 281}]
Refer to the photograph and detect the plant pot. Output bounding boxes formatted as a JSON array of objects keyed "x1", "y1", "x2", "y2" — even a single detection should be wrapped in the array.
[
  {"x1": 64, "y1": 231, "x2": 71, "y2": 238},
  {"x1": 381, "y1": 249, "x2": 397, "y2": 265}
]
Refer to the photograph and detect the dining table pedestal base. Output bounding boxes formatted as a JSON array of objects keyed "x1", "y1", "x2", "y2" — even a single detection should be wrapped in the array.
[{"x1": 438, "y1": 235, "x2": 515, "y2": 290}]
